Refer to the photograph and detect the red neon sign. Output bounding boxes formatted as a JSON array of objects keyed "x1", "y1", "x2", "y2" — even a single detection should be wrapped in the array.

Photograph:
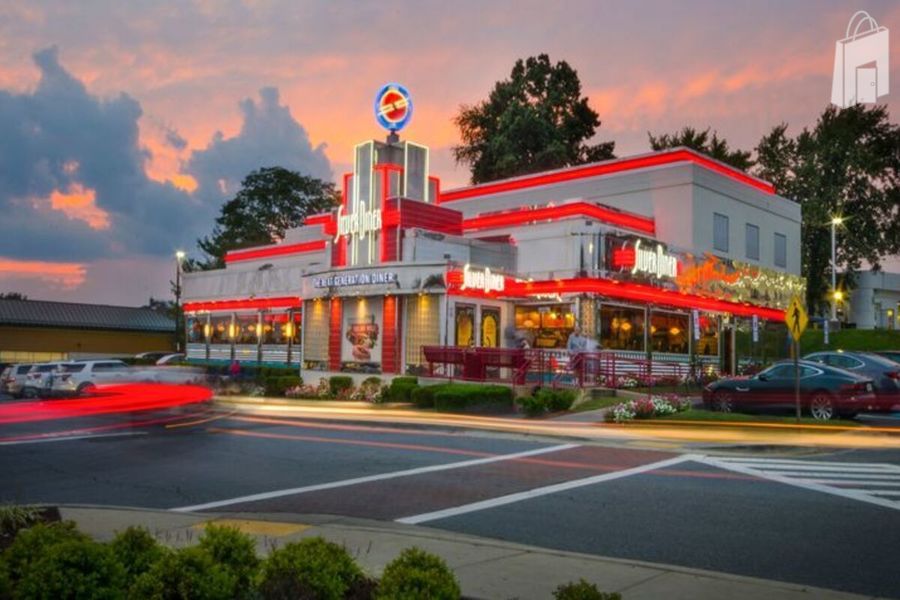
[
  {"x1": 611, "y1": 248, "x2": 636, "y2": 269},
  {"x1": 440, "y1": 149, "x2": 775, "y2": 203}
]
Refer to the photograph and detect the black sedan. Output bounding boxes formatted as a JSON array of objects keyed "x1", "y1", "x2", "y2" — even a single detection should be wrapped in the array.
[
  {"x1": 703, "y1": 360, "x2": 877, "y2": 421},
  {"x1": 804, "y1": 351, "x2": 900, "y2": 412}
]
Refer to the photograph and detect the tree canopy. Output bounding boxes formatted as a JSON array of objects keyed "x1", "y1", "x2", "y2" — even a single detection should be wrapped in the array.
[
  {"x1": 190, "y1": 167, "x2": 339, "y2": 271},
  {"x1": 754, "y1": 104, "x2": 900, "y2": 314},
  {"x1": 0, "y1": 292, "x2": 27, "y2": 300},
  {"x1": 648, "y1": 126, "x2": 754, "y2": 171},
  {"x1": 453, "y1": 54, "x2": 615, "y2": 184}
]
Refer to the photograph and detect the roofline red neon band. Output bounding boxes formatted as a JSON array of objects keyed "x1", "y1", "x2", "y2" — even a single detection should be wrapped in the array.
[
  {"x1": 439, "y1": 149, "x2": 775, "y2": 203},
  {"x1": 463, "y1": 202, "x2": 656, "y2": 235},
  {"x1": 183, "y1": 296, "x2": 302, "y2": 312},
  {"x1": 225, "y1": 240, "x2": 327, "y2": 263},
  {"x1": 447, "y1": 271, "x2": 784, "y2": 320}
]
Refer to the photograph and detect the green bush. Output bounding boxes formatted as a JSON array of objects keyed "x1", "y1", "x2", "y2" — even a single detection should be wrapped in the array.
[
  {"x1": 264, "y1": 375, "x2": 302, "y2": 397},
  {"x1": 110, "y1": 526, "x2": 165, "y2": 586},
  {"x1": 519, "y1": 394, "x2": 547, "y2": 417},
  {"x1": 258, "y1": 537, "x2": 362, "y2": 600},
  {"x1": 410, "y1": 385, "x2": 448, "y2": 408},
  {"x1": 0, "y1": 504, "x2": 43, "y2": 540},
  {"x1": 391, "y1": 376, "x2": 418, "y2": 387},
  {"x1": 197, "y1": 525, "x2": 259, "y2": 599},
  {"x1": 433, "y1": 384, "x2": 513, "y2": 412},
  {"x1": 554, "y1": 579, "x2": 621, "y2": 600},
  {"x1": 362, "y1": 376, "x2": 382, "y2": 387},
  {"x1": 329, "y1": 376, "x2": 354, "y2": 397},
  {"x1": 375, "y1": 547, "x2": 460, "y2": 600},
  {"x1": 129, "y1": 546, "x2": 236, "y2": 600},
  {"x1": 1, "y1": 521, "x2": 89, "y2": 585},
  {"x1": 386, "y1": 380, "x2": 419, "y2": 403},
  {"x1": 17, "y1": 538, "x2": 127, "y2": 600}
]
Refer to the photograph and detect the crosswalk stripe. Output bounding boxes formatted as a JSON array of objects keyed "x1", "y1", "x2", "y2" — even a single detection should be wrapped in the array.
[
  {"x1": 868, "y1": 490, "x2": 900, "y2": 497},
  {"x1": 714, "y1": 457, "x2": 900, "y2": 471},
  {"x1": 723, "y1": 464, "x2": 896, "y2": 474},
  {"x1": 802, "y1": 479, "x2": 900, "y2": 486},
  {"x1": 751, "y1": 471, "x2": 900, "y2": 479}
]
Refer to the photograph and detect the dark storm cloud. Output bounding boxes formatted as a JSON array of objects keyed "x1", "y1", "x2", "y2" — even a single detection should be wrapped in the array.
[
  {"x1": 186, "y1": 86, "x2": 332, "y2": 203},
  {"x1": 0, "y1": 48, "x2": 332, "y2": 263}
]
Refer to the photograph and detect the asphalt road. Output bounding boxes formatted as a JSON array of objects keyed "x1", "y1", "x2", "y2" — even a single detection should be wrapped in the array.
[{"x1": 2, "y1": 401, "x2": 900, "y2": 598}]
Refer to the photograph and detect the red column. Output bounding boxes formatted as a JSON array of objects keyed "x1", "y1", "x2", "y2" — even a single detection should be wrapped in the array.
[
  {"x1": 328, "y1": 298, "x2": 342, "y2": 371},
  {"x1": 382, "y1": 295, "x2": 398, "y2": 374}
]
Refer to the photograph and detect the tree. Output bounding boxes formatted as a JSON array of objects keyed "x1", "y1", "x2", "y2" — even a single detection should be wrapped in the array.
[
  {"x1": 453, "y1": 54, "x2": 615, "y2": 184},
  {"x1": 648, "y1": 126, "x2": 754, "y2": 171},
  {"x1": 754, "y1": 105, "x2": 900, "y2": 314},
  {"x1": 0, "y1": 292, "x2": 28, "y2": 300},
  {"x1": 190, "y1": 167, "x2": 339, "y2": 271}
]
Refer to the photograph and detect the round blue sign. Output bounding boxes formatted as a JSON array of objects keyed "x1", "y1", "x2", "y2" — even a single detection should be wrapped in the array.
[{"x1": 374, "y1": 84, "x2": 413, "y2": 132}]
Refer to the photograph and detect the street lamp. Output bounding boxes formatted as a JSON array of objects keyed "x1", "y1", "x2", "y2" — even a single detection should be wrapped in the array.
[
  {"x1": 174, "y1": 251, "x2": 186, "y2": 352},
  {"x1": 830, "y1": 216, "x2": 843, "y2": 322}
]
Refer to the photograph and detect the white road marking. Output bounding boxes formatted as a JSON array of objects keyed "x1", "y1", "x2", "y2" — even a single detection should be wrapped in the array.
[
  {"x1": 171, "y1": 443, "x2": 579, "y2": 513},
  {"x1": 396, "y1": 454, "x2": 699, "y2": 525},
  {"x1": 750, "y1": 471, "x2": 900, "y2": 480},
  {"x1": 696, "y1": 456, "x2": 900, "y2": 512},
  {"x1": 803, "y1": 479, "x2": 900, "y2": 486},
  {"x1": 0, "y1": 431, "x2": 148, "y2": 446},
  {"x1": 868, "y1": 490, "x2": 900, "y2": 497}
]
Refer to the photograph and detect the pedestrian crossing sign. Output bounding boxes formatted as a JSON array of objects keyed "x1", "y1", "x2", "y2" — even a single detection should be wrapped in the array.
[{"x1": 785, "y1": 295, "x2": 808, "y2": 342}]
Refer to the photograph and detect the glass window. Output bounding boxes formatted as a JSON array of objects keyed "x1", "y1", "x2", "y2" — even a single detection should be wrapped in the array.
[
  {"x1": 714, "y1": 213, "x2": 729, "y2": 253},
  {"x1": 745, "y1": 224, "x2": 759, "y2": 260},
  {"x1": 209, "y1": 315, "x2": 232, "y2": 344},
  {"x1": 800, "y1": 365, "x2": 821, "y2": 378},
  {"x1": 61, "y1": 364, "x2": 85, "y2": 373},
  {"x1": 763, "y1": 364, "x2": 794, "y2": 379},
  {"x1": 774, "y1": 233, "x2": 787, "y2": 268},
  {"x1": 455, "y1": 304, "x2": 475, "y2": 347},
  {"x1": 187, "y1": 317, "x2": 205, "y2": 343},
  {"x1": 696, "y1": 313, "x2": 719, "y2": 356},
  {"x1": 514, "y1": 304, "x2": 576, "y2": 349},
  {"x1": 649, "y1": 311, "x2": 689, "y2": 354},
  {"x1": 235, "y1": 314, "x2": 258, "y2": 344},
  {"x1": 599, "y1": 304, "x2": 645, "y2": 351},
  {"x1": 261, "y1": 312, "x2": 285, "y2": 345}
]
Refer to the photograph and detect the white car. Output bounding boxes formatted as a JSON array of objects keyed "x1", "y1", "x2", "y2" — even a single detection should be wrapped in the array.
[
  {"x1": 155, "y1": 353, "x2": 185, "y2": 365},
  {"x1": 1, "y1": 363, "x2": 33, "y2": 398},
  {"x1": 22, "y1": 362, "x2": 67, "y2": 398},
  {"x1": 51, "y1": 360, "x2": 133, "y2": 396}
]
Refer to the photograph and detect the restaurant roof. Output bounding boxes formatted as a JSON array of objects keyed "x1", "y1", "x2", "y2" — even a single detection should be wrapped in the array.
[{"x1": 0, "y1": 299, "x2": 175, "y2": 333}]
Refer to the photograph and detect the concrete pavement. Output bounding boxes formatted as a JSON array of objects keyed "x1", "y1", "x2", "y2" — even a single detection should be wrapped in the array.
[{"x1": 58, "y1": 505, "x2": 879, "y2": 600}]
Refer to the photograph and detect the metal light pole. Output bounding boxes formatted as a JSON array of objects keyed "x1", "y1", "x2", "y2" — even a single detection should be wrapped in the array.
[
  {"x1": 830, "y1": 217, "x2": 843, "y2": 322},
  {"x1": 175, "y1": 250, "x2": 186, "y2": 352}
]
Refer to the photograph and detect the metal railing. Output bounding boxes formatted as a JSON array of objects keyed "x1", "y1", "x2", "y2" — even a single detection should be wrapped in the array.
[{"x1": 421, "y1": 346, "x2": 696, "y2": 388}]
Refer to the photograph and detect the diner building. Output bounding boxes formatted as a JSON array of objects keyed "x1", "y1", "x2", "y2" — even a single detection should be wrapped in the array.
[{"x1": 182, "y1": 116, "x2": 804, "y2": 381}]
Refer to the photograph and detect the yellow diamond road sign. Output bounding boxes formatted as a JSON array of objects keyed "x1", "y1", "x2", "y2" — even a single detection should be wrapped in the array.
[{"x1": 785, "y1": 295, "x2": 808, "y2": 342}]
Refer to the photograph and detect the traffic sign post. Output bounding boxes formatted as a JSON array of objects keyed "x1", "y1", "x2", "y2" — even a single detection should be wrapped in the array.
[{"x1": 785, "y1": 296, "x2": 809, "y2": 423}]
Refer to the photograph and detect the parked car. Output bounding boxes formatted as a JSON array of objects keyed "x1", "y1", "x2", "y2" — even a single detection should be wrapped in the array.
[
  {"x1": 703, "y1": 360, "x2": 877, "y2": 420},
  {"x1": 156, "y1": 353, "x2": 185, "y2": 365},
  {"x1": 1, "y1": 363, "x2": 33, "y2": 398},
  {"x1": 804, "y1": 351, "x2": 900, "y2": 412},
  {"x1": 51, "y1": 360, "x2": 132, "y2": 397},
  {"x1": 21, "y1": 362, "x2": 67, "y2": 398},
  {"x1": 134, "y1": 351, "x2": 170, "y2": 362},
  {"x1": 873, "y1": 350, "x2": 900, "y2": 364}
]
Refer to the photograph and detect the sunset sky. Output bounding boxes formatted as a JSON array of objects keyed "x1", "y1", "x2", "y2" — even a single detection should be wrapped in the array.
[{"x1": 1, "y1": 0, "x2": 898, "y2": 306}]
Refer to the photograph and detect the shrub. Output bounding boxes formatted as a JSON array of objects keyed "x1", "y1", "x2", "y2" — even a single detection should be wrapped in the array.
[
  {"x1": 329, "y1": 376, "x2": 354, "y2": 397},
  {"x1": 410, "y1": 385, "x2": 447, "y2": 409},
  {"x1": 17, "y1": 538, "x2": 127, "y2": 600},
  {"x1": 546, "y1": 389, "x2": 577, "y2": 412},
  {"x1": 258, "y1": 537, "x2": 362, "y2": 600},
  {"x1": 0, "y1": 504, "x2": 43, "y2": 545},
  {"x1": 351, "y1": 377, "x2": 383, "y2": 402},
  {"x1": 264, "y1": 376, "x2": 303, "y2": 397},
  {"x1": 519, "y1": 394, "x2": 547, "y2": 417},
  {"x1": 198, "y1": 524, "x2": 260, "y2": 599},
  {"x1": 554, "y1": 579, "x2": 621, "y2": 600},
  {"x1": 110, "y1": 526, "x2": 166, "y2": 586},
  {"x1": 1, "y1": 521, "x2": 89, "y2": 585},
  {"x1": 433, "y1": 384, "x2": 513, "y2": 412},
  {"x1": 385, "y1": 378, "x2": 419, "y2": 403},
  {"x1": 129, "y1": 545, "x2": 236, "y2": 600},
  {"x1": 376, "y1": 547, "x2": 460, "y2": 600}
]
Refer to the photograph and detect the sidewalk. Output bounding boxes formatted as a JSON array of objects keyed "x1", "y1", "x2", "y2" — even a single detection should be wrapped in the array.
[{"x1": 58, "y1": 505, "x2": 876, "y2": 600}]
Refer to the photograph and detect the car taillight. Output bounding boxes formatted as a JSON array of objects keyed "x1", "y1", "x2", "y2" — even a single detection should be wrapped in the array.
[{"x1": 886, "y1": 371, "x2": 900, "y2": 380}]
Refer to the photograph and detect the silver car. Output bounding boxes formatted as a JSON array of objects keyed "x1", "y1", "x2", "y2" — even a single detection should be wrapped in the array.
[{"x1": 1, "y1": 363, "x2": 33, "y2": 398}]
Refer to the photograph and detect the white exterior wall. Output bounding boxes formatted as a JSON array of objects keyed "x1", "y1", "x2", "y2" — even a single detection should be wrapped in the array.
[{"x1": 848, "y1": 270, "x2": 900, "y2": 329}]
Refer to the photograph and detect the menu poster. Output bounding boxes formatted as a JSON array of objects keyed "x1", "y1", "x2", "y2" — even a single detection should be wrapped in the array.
[{"x1": 342, "y1": 297, "x2": 383, "y2": 363}]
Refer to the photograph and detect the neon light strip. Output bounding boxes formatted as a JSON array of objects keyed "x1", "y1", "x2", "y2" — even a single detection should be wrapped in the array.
[
  {"x1": 183, "y1": 296, "x2": 302, "y2": 312},
  {"x1": 439, "y1": 149, "x2": 775, "y2": 203},
  {"x1": 463, "y1": 202, "x2": 655, "y2": 235},
  {"x1": 304, "y1": 213, "x2": 333, "y2": 227},
  {"x1": 225, "y1": 240, "x2": 327, "y2": 263},
  {"x1": 447, "y1": 271, "x2": 784, "y2": 320}
]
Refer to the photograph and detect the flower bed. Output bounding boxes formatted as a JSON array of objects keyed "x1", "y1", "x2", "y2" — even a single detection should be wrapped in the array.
[{"x1": 605, "y1": 394, "x2": 693, "y2": 423}]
